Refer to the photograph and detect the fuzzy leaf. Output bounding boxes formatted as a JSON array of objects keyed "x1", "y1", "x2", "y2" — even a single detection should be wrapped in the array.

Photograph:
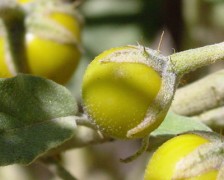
[
  {"x1": 147, "y1": 112, "x2": 211, "y2": 152},
  {"x1": 0, "y1": 75, "x2": 77, "y2": 166},
  {"x1": 151, "y1": 112, "x2": 211, "y2": 136}
]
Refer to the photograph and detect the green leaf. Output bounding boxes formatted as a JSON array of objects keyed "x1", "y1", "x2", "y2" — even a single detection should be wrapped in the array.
[
  {"x1": 148, "y1": 112, "x2": 212, "y2": 151},
  {"x1": 0, "y1": 74, "x2": 77, "y2": 166},
  {"x1": 151, "y1": 112, "x2": 212, "y2": 136}
]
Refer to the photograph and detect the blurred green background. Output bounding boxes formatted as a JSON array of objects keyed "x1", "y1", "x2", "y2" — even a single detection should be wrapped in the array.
[{"x1": 1, "y1": 0, "x2": 224, "y2": 179}]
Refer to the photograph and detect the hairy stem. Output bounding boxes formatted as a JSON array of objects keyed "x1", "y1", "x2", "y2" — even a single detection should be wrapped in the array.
[
  {"x1": 75, "y1": 114, "x2": 98, "y2": 130},
  {"x1": 193, "y1": 106, "x2": 224, "y2": 129},
  {"x1": 171, "y1": 69, "x2": 224, "y2": 116},
  {"x1": 43, "y1": 126, "x2": 113, "y2": 157},
  {"x1": 120, "y1": 135, "x2": 149, "y2": 163},
  {"x1": 170, "y1": 42, "x2": 224, "y2": 76}
]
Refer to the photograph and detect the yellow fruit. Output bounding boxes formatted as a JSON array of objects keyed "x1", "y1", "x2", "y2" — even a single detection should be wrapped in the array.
[
  {"x1": 144, "y1": 133, "x2": 218, "y2": 180},
  {"x1": 25, "y1": 33, "x2": 80, "y2": 84},
  {"x1": 16, "y1": 0, "x2": 33, "y2": 4},
  {"x1": 49, "y1": 12, "x2": 81, "y2": 42},
  {"x1": 25, "y1": 11, "x2": 81, "y2": 84},
  {"x1": 0, "y1": 37, "x2": 13, "y2": 78},
  {"x1": 82, "y1": 46, "x2": 162, "y2": 139},
  {"x1": 0, "y1": 11, "x2": 81, "y2": 84}
]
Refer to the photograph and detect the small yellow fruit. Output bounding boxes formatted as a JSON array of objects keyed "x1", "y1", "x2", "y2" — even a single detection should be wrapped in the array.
[
  {"x1": 0, "y1": 11, "x2": 81, "y2": 84},
  {"x1": 25, "y1": 12, "x2": 81, "y2": 84},
  {"x1": 49, "y1": 12, "x2": 81, "y2": 43},
  {"x1": 144, "y1": 133, "x2": 218, "y2": 180},
  {"x1": 82, "y1": 46, "x2": 162, "y2": 139}
]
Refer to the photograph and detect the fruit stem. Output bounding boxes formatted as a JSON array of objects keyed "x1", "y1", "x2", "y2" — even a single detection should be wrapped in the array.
[
  {"x1": 169, "y1": 42, "x2": 224, "y2": 77},
  {"x1": 75, "y1": 114, "x2": 98, "y2": 130},
  {"x1": 120, "y1": 135, "x2": 149, "y2": 163},
  {"x1": 0, "y1": 0, "x2": 29, "y2": 75}
]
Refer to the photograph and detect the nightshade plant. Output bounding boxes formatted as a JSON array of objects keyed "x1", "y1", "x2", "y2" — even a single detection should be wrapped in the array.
[{"x1": 0, "y1": 0, "x2": 224, "y2": 179}]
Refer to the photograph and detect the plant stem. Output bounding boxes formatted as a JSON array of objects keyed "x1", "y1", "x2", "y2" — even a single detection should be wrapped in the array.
[
  {"x1": 169, "y1": 42, "x2": 224, "y2": 76},
  {"x1": 75, "y1": 115, "x2": 98, "y2": 130},
  {"x1": 120, "y1": 135, "x2": 149, "y2": 163},
  {"x1": 171, "y1": 69, "x2": 224, "y2": 116},
  {"x1": 43, "y1": 126, "x2": 113, "y2": 157},
  {"x1": 193, "y1": 106, "x2": 224, "y2": 129}
]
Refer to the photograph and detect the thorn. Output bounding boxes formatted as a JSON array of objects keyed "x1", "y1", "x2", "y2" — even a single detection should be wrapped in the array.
[
  {"x1": 172, "y1": 48, "x2": 176, "y2": 54},
  {"x1": 97, "y1": 130, "x2": 105, "y2": 139},
  {"x1": 157, "y1": 30, "x2": 165, "y2": 53},
  {"x1": 136, "y1": 41, "x2": 141, "y2": 47},
  {"x1": 136, "y1": 41, "x2": 149, "y2": 58}
]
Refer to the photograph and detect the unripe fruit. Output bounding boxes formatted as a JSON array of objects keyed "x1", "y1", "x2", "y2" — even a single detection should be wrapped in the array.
[
  {"x1": 0, "y1": 37, "x2": 12, "y2": 78},
  {"x1": 0, "y1": 11, "x2": 81, "y2": 84},
  {"x1": 144, "y1": 133, "x2": 218, "y2": 180},
  {"x1": 82, "y1": 46, "x2": 162, "y2": 139},
  {"x1": 17, "y1": 0, "x2": 33, "y2": 4},
  {"x1": 25, "y1": 11, "x2": 81, "y2": 84},
  {"x1": 49, "y1": 12, "x2": 81, "y2": 43}
]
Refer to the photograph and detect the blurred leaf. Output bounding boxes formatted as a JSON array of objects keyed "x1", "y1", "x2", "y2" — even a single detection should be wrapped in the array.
[
  {"x1": 0, "y1": 74, "x2": 77, "y2": 166},
  {"x1": 83, "y1": 24, "x2": 142, "y2": 55},
  {"x1": 152, "y1": 112, "x2": 211, "y2": 136},
  {"x1": 81, "y1": 0, "x2": 142, "y2": 17}
]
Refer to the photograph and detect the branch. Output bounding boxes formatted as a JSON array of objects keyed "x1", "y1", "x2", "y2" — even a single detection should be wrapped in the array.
[
  {"x1": 171, "y1": 69, "x2": 224, "y2": 116},
  {"x1": 170, "y1": 42, "x2": 224, "y2": 76},
  {"x1": 43, "y1": 126, "x2": 113, "y2": 157},
  {"x1": 193, "y1": 106, "x2": 224, "y2": 129}
]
